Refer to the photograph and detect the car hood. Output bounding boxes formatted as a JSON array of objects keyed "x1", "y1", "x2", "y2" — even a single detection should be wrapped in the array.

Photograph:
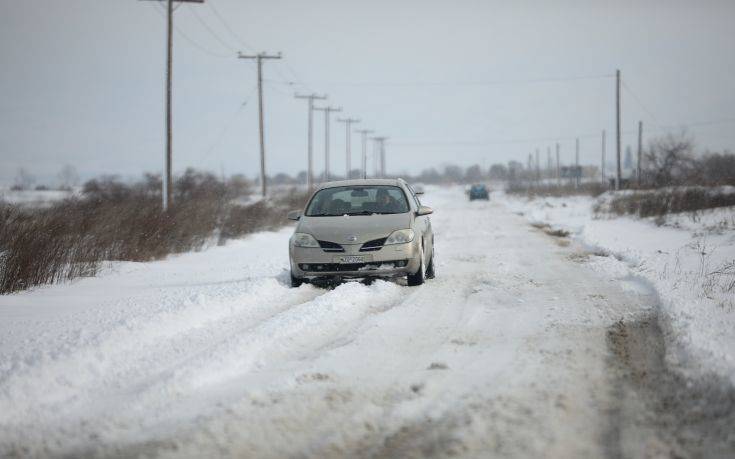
[{"x1": 297, "y1": 213, "x2": 412, "y2": 245}]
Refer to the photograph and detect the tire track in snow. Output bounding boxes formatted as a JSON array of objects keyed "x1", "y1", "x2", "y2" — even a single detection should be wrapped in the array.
[
  {"x1": 0, "y1": 279, "x2": 409, "y2": 456},
  {"x1": 0, "y1": 275, "x2": 323, "y2": 434}
]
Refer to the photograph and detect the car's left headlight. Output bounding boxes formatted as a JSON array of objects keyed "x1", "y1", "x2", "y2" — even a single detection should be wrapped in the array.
[
  {"x1": 292, "y1": 232, "x2": 320, "y2": 248},
  {"x1": 385, "y1": 229, "x2": 415, "y2": 245}
]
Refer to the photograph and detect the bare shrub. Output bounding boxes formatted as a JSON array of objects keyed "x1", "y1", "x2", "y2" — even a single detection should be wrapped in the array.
[
  {"x1": 703, "y1": 260, "x2": 735, "y2": 308},
  {"x1": 597, "y1": 187, "x2": 735, "y2": 218},
  {"x1": 0, "y1": 174, "x2": 308, "y2": 294},
  {"x1": 507, "y1": 181, "x2": 606, "y2": 198},
  {"x1": 640, "y1": 133, "x2": 696, "y2": 188}
]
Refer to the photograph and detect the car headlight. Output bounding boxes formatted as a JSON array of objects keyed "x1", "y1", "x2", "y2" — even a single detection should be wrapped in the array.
[
  {"x1": 385, "y1": 229, "x2": 414, "y2": 245},
  {"x1": 292, "y1": 232, "x2": 320, "y2": 248}
]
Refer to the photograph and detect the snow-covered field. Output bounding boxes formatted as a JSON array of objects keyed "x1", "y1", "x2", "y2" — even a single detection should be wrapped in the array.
[
  {"x1": 0, "y1": 186, "x2": 732, "y2": 457},
  {"x1": 497, "y1": 191, "x2": 735, "y2": 385},
  {"x1": 0, "y1": 188, "x2": 78, "y2": 207}
]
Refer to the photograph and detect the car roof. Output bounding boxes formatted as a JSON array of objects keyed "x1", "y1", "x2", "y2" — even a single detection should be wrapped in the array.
[{"x1": 316, "y1": 178, "x2": 406, "y2": 190}]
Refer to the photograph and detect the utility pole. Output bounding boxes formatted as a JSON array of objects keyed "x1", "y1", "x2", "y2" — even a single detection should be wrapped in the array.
[
  {"x1": 141, "y1": 0, "x2": 204, "y2": 211},
  {"x1": 372, "y1": 138, "x2": 379, "y2": 177},
  {"x1": 371, "y1": 137, "x2": 388, "y2": 177},
  {"x1": 555, "y1": 143, "x2": 560, "y2": 186},
  {"x1": 355, "y1": 129, "x2": 374, "y2": 179},
  {"x1": 615, "y1": 69, "x2": 622, "y2": 190},
  {"x1": 601, "y1": 130, "x2": 606, "y2": 186},
  {"x1": 380, "y1": 138, "x2": 387, "y2": 177},
  {"x1": 637, "y1": 120, "x2": 643, "y2": 187},
  {"x1": 337, "y1": 117, "x2": 360, "y2": 179},
  {"x1": 575, "y1": 137, "x2": 580, "y2": 188},
  {"x1": 313, "y1": 106, "x2": 341, "y2": 182},
  {"x1": 295, "y1": 93, "x2": 327, "y2": 190},
  {"x1": 546, "y1": 147, "x2": 552, "y2": 178},
  {"x1": 535, "y1": 148, "x2": 540, "y2": 184},
  {"x1": 238, "y1": 51, "x2": 282, "y2": 197}
]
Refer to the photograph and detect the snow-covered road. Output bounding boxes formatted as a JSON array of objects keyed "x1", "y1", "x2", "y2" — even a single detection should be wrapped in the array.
[{"x1": 1, "y1": 186, "x2": 723, "y2": 457}]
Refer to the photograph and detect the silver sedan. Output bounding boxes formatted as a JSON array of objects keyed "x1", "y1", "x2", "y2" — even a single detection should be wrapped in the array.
[{"x1": 287, "y1": 178, "x2": 435, "y2": 287}]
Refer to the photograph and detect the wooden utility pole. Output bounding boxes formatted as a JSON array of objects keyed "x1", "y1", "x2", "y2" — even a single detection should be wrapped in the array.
[
  {"x1": 141, "y1": 0, "x2": 204, "y2": 211},
  {"x1": 238, "y1": 52, "x2": 282, "y2": 196},
  {"x1": 615, "y1": 69, "x2": 622, "y2": 190},
  {"x1": 355, "y1": 129, "x2": 374, "y2": 179},
  {"x1": 637, "y1": 121, "x2": 643, "y2": 187},
  {"x1": 337, "y1": 117, "x2": 360, "y2": 179},
  {"x1": 371, "y1": 137, "x2": 388, "y2": 177},
  {"x1": 535, "y1": 149, "x2": 540, "y2": 184},
  {"x1": 313, "y1": 106, "x2": 341, "y2": 182},
  {"x1": 547, "y1": 147, "x2": 552, "y2": 178},
  {"x1": 380, "y1": 138, "x2": 387, "y2": 177},
  {"x1": 601, "y1": 130, "x2": 606, "y2": 186},
  {"x1": 295, "y1": 93, "x2": 327, "y2": 190}
]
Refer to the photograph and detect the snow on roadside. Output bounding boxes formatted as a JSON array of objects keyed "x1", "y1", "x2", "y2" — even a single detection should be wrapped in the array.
[{"x1": 496, "y1": 190, "x2": 735, "y2": 384}]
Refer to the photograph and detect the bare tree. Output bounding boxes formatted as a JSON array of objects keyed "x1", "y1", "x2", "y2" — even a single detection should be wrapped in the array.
[
  {"x1": 642, "y1": 132, "x2": 696, "y2": 187},
  {"x1": 58, "y1": 164, "x2": 79, "y2": 190},
  {"x1": 464, "y1": 164, "x2": 484, "y2": 183},
  {"x1": 13, "y1": 168, "x2": 36, "y2": 191}
]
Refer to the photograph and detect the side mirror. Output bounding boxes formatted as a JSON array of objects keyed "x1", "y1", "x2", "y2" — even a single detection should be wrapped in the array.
[
  {"x1": 287, "y1": 210, "x2": 301, "y2": 221},
  {"x1": 416, "y1": 205, "x2": 433, "y2": 216}
]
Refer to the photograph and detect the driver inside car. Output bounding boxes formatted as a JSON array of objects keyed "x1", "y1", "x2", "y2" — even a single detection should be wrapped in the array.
[{"x1": 375, "y1": 189, "x2": 399, "y2": 213}]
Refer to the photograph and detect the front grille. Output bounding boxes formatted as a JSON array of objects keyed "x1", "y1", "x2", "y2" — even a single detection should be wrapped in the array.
[
  {"x1": 359, "y1": 237, "x2": 387, "y2": 252},
  {"x1": 299, "y1": 260, "x2": 406, "y2": 272},
  {"x1": 318, "y1": 240, "x2": 345, "y2": 253}
]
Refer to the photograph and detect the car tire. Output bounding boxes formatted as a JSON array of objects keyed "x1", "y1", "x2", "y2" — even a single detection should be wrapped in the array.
[
  {"x1": 290, "y1": 271, "x2": 303, "y2": 288},
  {"x1": 425, "y1": 249, "x2": 435, "y2": 279},
  {"x1": 407, "y1": 247, "x2": 426, "y2": 286}
]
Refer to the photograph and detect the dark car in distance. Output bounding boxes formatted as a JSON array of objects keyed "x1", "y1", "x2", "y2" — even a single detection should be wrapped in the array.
[{"x1": 468, "y1": 184, "x2": 489, "y2": 201}]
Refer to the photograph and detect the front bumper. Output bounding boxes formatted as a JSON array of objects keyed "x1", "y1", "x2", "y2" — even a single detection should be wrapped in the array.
[{"x1": 290, "y1": 241, "x2": 421, "y2": 279}]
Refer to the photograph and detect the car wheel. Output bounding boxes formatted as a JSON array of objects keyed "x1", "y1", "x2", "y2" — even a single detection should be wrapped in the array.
[
  {"x1": 425, "y1": 249, "x2": 435, "y2": 279},
  {"x1": 290, "y1": 271, "x2": 303, "y2": 288},
  {"x1": 407, "y1": 247, "x2": 426, "y2": 286}
]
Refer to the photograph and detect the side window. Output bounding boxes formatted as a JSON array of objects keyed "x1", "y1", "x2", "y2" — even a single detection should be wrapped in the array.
[{"x1": 406, "y1": 185, "x2": 421, "y2": 209}]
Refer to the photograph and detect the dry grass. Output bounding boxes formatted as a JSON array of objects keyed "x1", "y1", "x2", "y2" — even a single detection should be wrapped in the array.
[
  {"x1": 0, "y1": 174, "x2": 309, "y2": 294},
  {"x1": 598, "y1": 187, "x2": 735, "y2": 218},
  {"x1": 507, "y1": 181, "x2": 607, "y2": 198}
]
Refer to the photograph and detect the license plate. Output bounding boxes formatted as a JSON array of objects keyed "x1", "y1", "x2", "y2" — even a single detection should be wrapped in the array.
[{"x1": 338, "y1": 256, "x2": 365, "y2": 264}]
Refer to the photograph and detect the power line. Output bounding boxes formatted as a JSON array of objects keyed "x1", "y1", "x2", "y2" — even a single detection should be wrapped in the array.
[
  {"x1": 186, "y1": 3, "x2": 237, "y2": 53},
  {"x1": 197, "y1": 85, "x2": 258, "y2": 163},
  {"x1": 286, "y1": 73, "x2": 614, "y2": 88},
  {"x1": 389, "y1": 117, "x2": 735, "y2": 149},
  {"x1": 149, "y1": 2, "x2": 230, "y2": 58},
  {"x1": 207, "y1": 0, "x2": 256, "y2": 52},
  {"x1": 621, "y1": 78, "x2": 661, "y2": 127}
]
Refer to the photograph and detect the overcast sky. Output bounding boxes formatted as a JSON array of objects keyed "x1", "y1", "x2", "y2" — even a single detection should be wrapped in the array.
[{"x1": 1, "y1": 0, "x2": 734, "y2": 185}]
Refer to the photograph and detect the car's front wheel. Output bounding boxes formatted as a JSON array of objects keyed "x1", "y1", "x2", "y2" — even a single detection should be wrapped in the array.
[
  {"x1": 290, "y1": 271, "x2": 303, "y2": 288},
  {"x1": 407, "y1": 247, "x2": 426, "y2": 286},
  {"x1": 425, "y1": 249, "x2": 435, "y2": 279}
]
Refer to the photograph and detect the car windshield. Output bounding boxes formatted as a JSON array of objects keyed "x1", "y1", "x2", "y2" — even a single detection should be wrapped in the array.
[{"x1": 305, "y1": 185, "x2": 410, "y2": 216}]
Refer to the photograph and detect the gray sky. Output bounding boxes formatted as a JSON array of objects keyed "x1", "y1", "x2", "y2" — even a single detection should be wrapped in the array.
[{"x1": 1, "y1": 0, "x2": 734, "y2": 185}]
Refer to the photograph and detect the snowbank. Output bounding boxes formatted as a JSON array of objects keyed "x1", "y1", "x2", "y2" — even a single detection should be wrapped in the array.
[{"x1": 497, "y1": 190, "x2": 735, "y2": 384}]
